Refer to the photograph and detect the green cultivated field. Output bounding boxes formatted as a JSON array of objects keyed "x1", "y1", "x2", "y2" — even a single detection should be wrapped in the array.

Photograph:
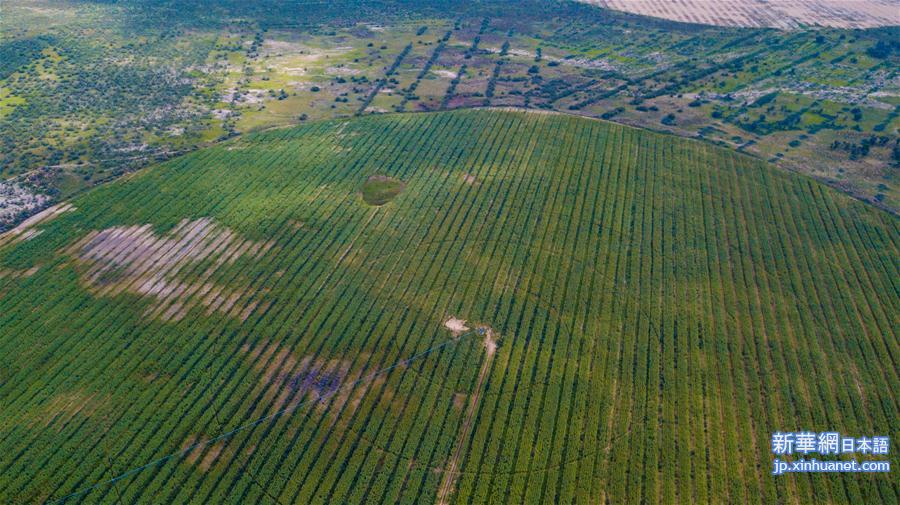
[{"x1": 0, "y1": 109, "x2": 896, "y2": 503}]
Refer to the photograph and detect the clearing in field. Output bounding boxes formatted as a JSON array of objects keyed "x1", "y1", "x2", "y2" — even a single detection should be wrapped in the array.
[
  {"x1": 443, "y1": 317, "x2": 470, "y2": 335},
  {"x1": 67, "y1": 217, "x2": 274, "y2": 322},
  {"x1": 361, "y1": 175, "x2": 405, "y2": 206}
]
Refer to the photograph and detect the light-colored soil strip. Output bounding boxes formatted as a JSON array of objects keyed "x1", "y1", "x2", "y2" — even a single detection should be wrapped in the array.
[
  {"x1": 0, "y1": 266, "x2": 40, "y2": 280},
  {"x1": 435, "y1": 327, "x2": 497, "y2": 505},
  {"x1": 146, "y1": 227, "x2": 239, "y2": 320},
  {"x1": 69, "y1": 217, "x2": 273, "y2": 322},
  {"x1": 0, "y1": 203, "x2": 75, "y2": 249}
]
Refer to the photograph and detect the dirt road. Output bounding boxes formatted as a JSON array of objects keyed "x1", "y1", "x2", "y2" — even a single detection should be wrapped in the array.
[{"x1": 435, "y1": 329, "x2": 497, "y2": 505}]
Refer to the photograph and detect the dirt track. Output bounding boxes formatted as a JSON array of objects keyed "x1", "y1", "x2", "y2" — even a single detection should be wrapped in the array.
[{"x1": 436, "y1": 329, "x2": 497, "y2": 505}]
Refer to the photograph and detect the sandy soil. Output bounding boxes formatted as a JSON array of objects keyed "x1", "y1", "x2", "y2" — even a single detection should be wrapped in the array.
[
  {"x1": 69, "y1": 217, "x2": 273, "y2": 322},
  {"x1": 582, "y1": 0, "x2": 899, "y2": 29},
  {"x1": 482, "y1": 328, "x2": 497, "y2": 356},
  {"x1": 0, "y1": 266, "x2": 40, "y2": 280},
  {"x1": 432, "y1": 69, "x2": 458, "y2": 79},
  {"x1": 444, "y1": 317, "x2": 470, "y2": 335}
]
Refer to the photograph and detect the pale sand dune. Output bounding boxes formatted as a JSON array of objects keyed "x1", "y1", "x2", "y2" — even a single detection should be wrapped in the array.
[{"x1": 582, "y1": 0, "x2": 899, "y2": 29}]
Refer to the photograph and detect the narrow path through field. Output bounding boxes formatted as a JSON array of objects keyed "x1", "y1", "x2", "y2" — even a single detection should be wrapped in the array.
[{"x1": 435, "y1": 328, "x2": 497, "y2": 505}]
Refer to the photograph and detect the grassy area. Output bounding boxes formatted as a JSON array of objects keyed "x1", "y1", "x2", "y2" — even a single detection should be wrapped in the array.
[
  {"x1": 361, "y1": 175, "x2": 405, "y2": 205},
  {"x1": 0, "y1": 109, "x2": 895, "y2": 504}
]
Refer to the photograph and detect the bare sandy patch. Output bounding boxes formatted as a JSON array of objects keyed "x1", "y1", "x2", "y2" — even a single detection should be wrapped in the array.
[
  {"x1": 262, "y1": 40, "x2": 352, "y2": 56},
  {"x1": 0, "y1": 266, "x2": 40, "y2": 280},
  {"x1": 261, "y1": 42, "x2": 354, "y2": 81},
  {"x1": 462, "y1": 173, "x2": 477, "y2": 185},
  {"x1": 444, "y1": 317, "x2": 470, "y2": 335},
  {"x1": 67, "y1": 217, "x2": 274, "y2": 322},
  {"x1": 221, "y1": 88, "x2": 267, "y2": 105},
  {"x1": 581, "y1": 0, "x2": 899, "y2": 29},
  {"x1": 432, "y1": 69, "x2": 457, "y2": 79},
  {"x1": 18, "y1": 229, "x2": 43, "y2": 241},
  {"x1": 480, "y1": 326, "x2": 498, "y2": 356}
]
